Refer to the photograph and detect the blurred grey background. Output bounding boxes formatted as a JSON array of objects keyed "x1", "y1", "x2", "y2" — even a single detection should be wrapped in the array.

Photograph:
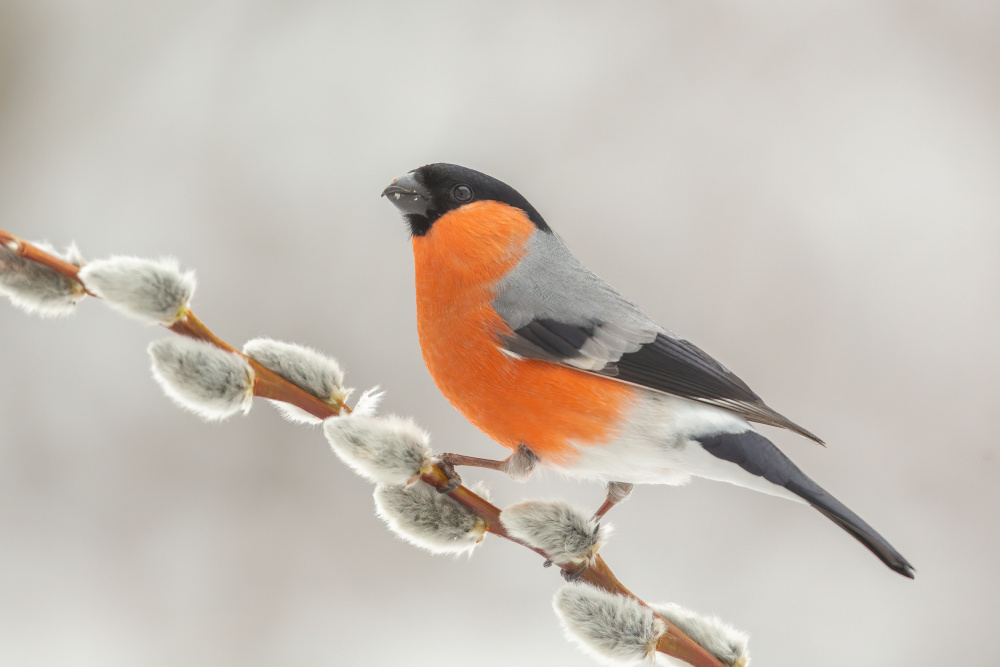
[{"x1": 0, "y1": 1, "x2": 997, "y2": 665}]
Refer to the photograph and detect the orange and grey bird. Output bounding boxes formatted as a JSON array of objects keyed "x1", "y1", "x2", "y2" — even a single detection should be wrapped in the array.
[{"x1": 382, "y1": 163, "x2": 913, "y2": 578}]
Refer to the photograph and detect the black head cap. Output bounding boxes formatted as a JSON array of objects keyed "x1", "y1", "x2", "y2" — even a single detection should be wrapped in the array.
[{"x1": 382, "y1": 163, "x2": 550, "y2": 237}]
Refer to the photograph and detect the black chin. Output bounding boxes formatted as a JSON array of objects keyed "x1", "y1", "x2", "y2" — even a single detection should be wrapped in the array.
[{"x1": 405, "y1": 213, "x2": 433, "y2": 237}]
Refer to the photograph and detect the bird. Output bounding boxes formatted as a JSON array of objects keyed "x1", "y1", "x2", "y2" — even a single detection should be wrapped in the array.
[{"x1": 381, "y1": 162, "x2": 914, "y2": 578}]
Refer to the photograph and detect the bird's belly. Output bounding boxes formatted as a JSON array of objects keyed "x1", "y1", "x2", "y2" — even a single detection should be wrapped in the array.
[
  {"x1": 417, "y1": 304, "x2": 637, "y2": 465},
  {"x1": 554, "y1": 392, "x2": 803, "y2": 501}
]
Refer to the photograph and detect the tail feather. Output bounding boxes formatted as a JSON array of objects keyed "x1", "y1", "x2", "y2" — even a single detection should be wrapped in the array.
[
  {"x1": 786, "y1": 479, "x2": 914, "y2": 578},
  {"x1": 696, "y1": 430, "x2": 914, "y2": 578}
]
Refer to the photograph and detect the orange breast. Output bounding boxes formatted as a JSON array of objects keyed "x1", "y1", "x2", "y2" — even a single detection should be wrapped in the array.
[{"x1": 412, "y1": 201, "x2": 636, "y2": 465}]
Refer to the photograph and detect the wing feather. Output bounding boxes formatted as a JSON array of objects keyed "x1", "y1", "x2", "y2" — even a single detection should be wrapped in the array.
[{"x1": 493, "y1": 232, "x2": 823, "y2": 444}]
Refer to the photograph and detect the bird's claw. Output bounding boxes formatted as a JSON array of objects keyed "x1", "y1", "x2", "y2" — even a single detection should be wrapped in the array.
[
  {"x1": 560, "y1": 564, "x2": 587, "y2": 582},
  {"x1": 435, "y1": 458, "x2": 463, "y2": 494}
]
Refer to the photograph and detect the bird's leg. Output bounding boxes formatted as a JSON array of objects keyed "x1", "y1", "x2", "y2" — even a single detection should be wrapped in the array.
[
  {"x1": 593, "y1": 481, "x2": 634, "y2": 521},
  {"x1": 435, "y1": 444, "x2": 539, "y2": 493}
]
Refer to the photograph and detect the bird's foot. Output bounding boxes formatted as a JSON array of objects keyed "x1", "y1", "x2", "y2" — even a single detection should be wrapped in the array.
[
  {"x1": 433, "y1": 455, "x2": 463, "y2": 494},
  {"x1": 560, "y1": 563, "x2": 588, "y2": 582},
  {"x1": 542, "y1": 557, "x2": 587, "y2": 581},
  {"x1": 433, "y1": 447, "x2": 539, "y2": 492}
]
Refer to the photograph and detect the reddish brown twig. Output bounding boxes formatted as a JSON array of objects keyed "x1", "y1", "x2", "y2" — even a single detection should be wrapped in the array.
[
  {"x1": 1, "y1": 228, "x2": 725, "y2": 667},
  {"x1": 0, "y1": 229, "x2": 93, "y2": 295},
  {"x1": 168, "y1": 310, "x2": 352, "y2": 416}
]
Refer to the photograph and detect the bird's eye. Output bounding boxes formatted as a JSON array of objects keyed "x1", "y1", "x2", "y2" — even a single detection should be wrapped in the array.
[{"x1": 452, "y1": 184, "x2": 473, "y2": 202}]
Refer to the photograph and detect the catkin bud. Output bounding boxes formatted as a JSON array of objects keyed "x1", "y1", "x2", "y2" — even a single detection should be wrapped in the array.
[
  {"x1": 0, "y1": 240, "x2": 85, "y2": 317},
  {"x1": 323, "y1": 413, "x2": 432, "y2": 486},
  {"x1": 374, "y1": 480, "x2": 490, "y2": 555},
  {"x1": 651, "y1": 603, "x2": 750, "y2": 667},
  {"x1": 553, "y1": 585, "x2": 665, "y2": 665},
  {"x1": 501, "y1": 500, "x2": 610, "y2": 567},
  {"x1": 243, "y1": 338, "x2": 349, "y2": 424},
  {"x1": 148, "y1": 337, "x2": 254, "y2": 421},
  {"x1": 79, "y1": 256, "x2": 195, "y2": 325}
]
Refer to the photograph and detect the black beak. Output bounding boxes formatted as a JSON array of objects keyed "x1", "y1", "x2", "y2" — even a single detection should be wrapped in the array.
[{"x1": 382, "y1": 172, "x2": 432, "y2": 217}]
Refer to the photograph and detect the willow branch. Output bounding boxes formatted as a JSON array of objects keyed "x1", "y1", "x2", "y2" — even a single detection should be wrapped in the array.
[{"x1": 0, "y1": 228, "x2": 726, "y2": 667}]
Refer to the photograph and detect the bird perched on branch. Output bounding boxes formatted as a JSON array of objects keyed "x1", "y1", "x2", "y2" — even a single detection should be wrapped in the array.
[{"x1": 382, "y1": 163, "x2": 913, "y2": 578}]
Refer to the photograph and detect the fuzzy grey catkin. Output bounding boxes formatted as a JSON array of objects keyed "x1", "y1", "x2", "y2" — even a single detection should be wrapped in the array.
[
  {"x1": 374, "y1": 480, "x2": 489, "y2": 555},
  {"x1": 79, "y1": 256, "x2": 195, "y2": 325},
  {"x1": 323, "y1": 413, "x2": 432, "y2": 486},
  {"x1": 0, "y1": 240, "x2": 86, "y2": 317},
  {"x1": 501, "y1": 500, "x2": 610, "y2": 566},
  {"x1": 148, "y1": 337, "x2": 254, "y2": 421},
  {"x1": 243, "y1": 338, "x2": 348, "y2": 424},
  {"x1": 651, "y1": 603, "x2": 750, "y2": 667},
  {"x1": 553, "y1": 585, "x2": 665, "y2": 665}
]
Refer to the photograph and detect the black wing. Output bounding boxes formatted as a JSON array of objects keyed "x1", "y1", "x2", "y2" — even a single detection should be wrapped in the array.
[{"x1": 503, "y1": 319, "x2": 824, "y2": 444}]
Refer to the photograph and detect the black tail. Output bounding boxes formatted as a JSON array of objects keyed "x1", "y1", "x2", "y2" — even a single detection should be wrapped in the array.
[
  {"x1": 786, "y1": 478, "x2": 914, "y2": 578},
  {"x1": 696, "y1": 431, "x2": 915, "y2": 578}
]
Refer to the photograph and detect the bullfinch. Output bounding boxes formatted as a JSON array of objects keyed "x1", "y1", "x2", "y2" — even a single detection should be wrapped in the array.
[{"x1": 382, "y1": 163, "x2": 913, "y2": 578}]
